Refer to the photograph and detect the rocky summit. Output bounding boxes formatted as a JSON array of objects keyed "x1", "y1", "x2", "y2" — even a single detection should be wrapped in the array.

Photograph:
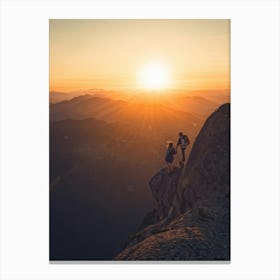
[{"x1": 115, "y1": 103, "x2": 230, "y2": 261}]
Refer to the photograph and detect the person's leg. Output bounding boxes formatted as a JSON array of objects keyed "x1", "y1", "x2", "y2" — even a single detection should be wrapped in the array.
[
  {"x1": 166, "y1": 162, "x2": 170, "y2": 173},
  {"x1": 181, "y1": 148, "x2": 186, "y2": 162}
]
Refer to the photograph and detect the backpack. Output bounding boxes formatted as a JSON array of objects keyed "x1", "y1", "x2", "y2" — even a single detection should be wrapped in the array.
[{"x1": 181, "y1": 135, "x2": 190, "y2": 149}]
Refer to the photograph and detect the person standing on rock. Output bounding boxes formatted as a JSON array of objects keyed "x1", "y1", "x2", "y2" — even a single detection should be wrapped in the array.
[
  {"x1": 165, "y1": 142, "x2": 177, "y2": 175},
  {"x1": 176, "y1": 132, "x2": 190, "y2": 166}
]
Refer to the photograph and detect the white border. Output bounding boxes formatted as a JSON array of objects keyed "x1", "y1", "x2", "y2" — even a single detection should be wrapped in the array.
[{"x1": 0, "y1": 0, "x2": 279, "y2": 279}]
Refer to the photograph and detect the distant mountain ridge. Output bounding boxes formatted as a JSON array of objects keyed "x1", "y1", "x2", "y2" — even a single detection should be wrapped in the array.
[
  {"x1": 50, "y1": 90, "x2": 229, "y2": 121},
  {"x1": 50, "y1": 96, "x2": 203, "y2": 146},
  {"x1": 50, "y1": 89, "x2": 230, "y2": 105},
  {"x1": 164, "y1": 95, "x2": 219, "y2": 117}
]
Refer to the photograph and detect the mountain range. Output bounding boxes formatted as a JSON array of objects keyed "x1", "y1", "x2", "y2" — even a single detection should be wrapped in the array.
[{"x1": 49, "y1": 92, "x2": 230, "y2": 260}]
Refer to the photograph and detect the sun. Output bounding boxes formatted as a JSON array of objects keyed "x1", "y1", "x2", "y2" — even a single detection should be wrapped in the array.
[{"x1": 139, "y1": 61, "x2": 171, "y2": 90}]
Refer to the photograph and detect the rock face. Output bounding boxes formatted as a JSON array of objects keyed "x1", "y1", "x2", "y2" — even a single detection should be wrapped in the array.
[
  {"x1": 149, "y1": 167, "x2": 182, "y2": 222},
  {"x1": 179, "y1": 103, "x2": 230, "y2": 213},
  {"x1": 115, "y1": 103, "x2": 230, "y2": 261}
]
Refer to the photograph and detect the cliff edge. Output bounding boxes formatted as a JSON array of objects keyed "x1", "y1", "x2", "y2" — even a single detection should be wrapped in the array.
[{"x1": 115, "y1": 103, "x2": 230, "y2": 260}]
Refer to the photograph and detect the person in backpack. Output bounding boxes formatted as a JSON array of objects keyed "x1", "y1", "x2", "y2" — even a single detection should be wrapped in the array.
[
  {"x1": 176, "y1": 132, "x2": 190, "y2": 165},
  {"x1": 165, "y1": 141, "x2": 177, "y2": 175}
]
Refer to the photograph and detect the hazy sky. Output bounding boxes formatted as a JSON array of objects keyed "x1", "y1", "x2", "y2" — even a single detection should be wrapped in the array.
[{"x1": 50, "y1": 19, "x2": 230, "y2": 93}]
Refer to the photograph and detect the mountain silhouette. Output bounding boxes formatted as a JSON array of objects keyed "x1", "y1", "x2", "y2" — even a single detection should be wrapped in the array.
[
  {"x1": 163, "y1": 95, "x2": 219, "y2": 117},
  {"x1": 50, "y1": 96, "x2": 202, "y2": 136},
  {"x1": 115, "y1": 103, "x2": 230, "y2": 260}
]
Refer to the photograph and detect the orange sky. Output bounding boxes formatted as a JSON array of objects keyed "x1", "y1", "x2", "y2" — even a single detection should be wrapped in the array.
[{"x1": 50, "y1": 19, "x2": 230, "y2": 93}]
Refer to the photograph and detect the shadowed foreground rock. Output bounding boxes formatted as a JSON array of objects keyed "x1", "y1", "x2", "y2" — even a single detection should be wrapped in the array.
[{"x1": 115, "y1": 103, "x2": 230, "y2": 261}]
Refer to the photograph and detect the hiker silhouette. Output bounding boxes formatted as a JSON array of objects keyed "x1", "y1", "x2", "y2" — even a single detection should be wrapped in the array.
[
  {"x1": 176, "y1": 132, "x2": 190, "y2": 166},
  {"x1": 165, "y1": 142, "x2": 176, "y2": 175}
]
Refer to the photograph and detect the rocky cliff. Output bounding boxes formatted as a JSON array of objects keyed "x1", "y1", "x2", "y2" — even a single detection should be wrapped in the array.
[{"x1": 115, "y1": 103, "x2": 230, "y2": 261}]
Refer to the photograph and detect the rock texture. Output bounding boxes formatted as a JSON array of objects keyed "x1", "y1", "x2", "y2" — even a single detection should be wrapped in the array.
[
  {"x1": 115, "y1": 103, "x2": 230, "y2": 261},
  {"x1": 149, "y1": 167, "x2": 182, "y2": 222},
  {"x1": 179, "y1": 102, "x2": 230, "y2": 213}
]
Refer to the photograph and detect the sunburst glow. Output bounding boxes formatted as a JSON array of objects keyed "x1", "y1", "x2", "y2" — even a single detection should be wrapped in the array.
[{"x1": 139, "y1": 62, "x2": 171, "y2": 90}]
